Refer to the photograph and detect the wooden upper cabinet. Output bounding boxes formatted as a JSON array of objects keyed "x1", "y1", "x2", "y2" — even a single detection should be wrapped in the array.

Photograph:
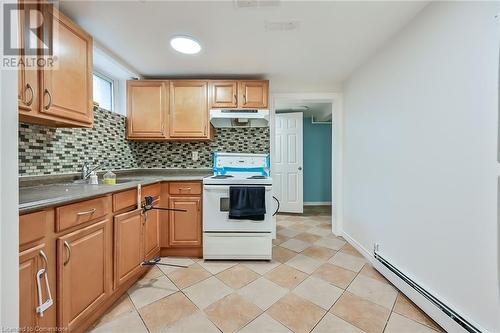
[
  {"x1": 17, "y1": 1, "x2": 40, "y2": 115},
  {"x1": 127, "y1": 81, "x2": 168, "y2": 139},
  {"x1": 168, "y1": 196, "x2": 202, "y2": 247},
  {"x1": 40, "y1": 8, "x2": 93, "y2": 126},
  {"x1": 57, "y1": 219, "x2": 111, "y2": 331},
  {"x1": 209, "y1": 81, "x2": 238, "y2": 108},
  {"x1": 238, "y1": 80, "x2": 269, "y2": 108},
  {"x1": 19, "y1": 6, "x2": 93, "y2": 127},
  {"x1": 169, "y1": 81, "x2": 209, "y2": 139}
]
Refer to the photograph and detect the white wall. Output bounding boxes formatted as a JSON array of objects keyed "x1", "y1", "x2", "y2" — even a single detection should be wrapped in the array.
[{"x1": 343, "y1": 2, "x2": 499, "y2": 332}]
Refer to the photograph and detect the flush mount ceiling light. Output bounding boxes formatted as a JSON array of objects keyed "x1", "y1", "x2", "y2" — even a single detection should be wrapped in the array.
[{"x1": 170, "y1": 36, "x2": 201, "y2": 54}]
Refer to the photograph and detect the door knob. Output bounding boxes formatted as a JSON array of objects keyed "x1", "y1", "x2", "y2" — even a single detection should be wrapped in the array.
[{"x1": 298, "y1": 167, "x2": 302, "y2": 171}]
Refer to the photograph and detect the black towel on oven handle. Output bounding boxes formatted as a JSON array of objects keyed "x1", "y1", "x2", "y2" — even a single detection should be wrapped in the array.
[{"x1": 229, "y1": 186, "x2": 266, "y2": 221}]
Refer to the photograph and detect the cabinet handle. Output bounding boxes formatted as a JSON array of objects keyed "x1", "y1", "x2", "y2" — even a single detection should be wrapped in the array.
[
  {"x1": 36, "y1": 252, "x2": 54, "y2": 316},
  {"x1": 25, "y1": 83, "x2": 34, "y2": 107},
  {"x1": 76, "y1": 208, "x2": 96, "y2": 216},
  {"x1": 63, "y1": 241, "x2": 71, "y2": 266},
  {"x1": 39, "y1": 250, "x2": 48, "y2": 271},
  {"x1": 178, "y1": 187, "x2": 191, "y2": 192},
  {"x1": 234, "y1": 94, "x2": 237, "y2": 104},
  {"x1": 43, "y1": 89, "x2": 52, "y2": 110},
  {"x1": 243, "y1": 93, "x2": 246, "y2": 104}
]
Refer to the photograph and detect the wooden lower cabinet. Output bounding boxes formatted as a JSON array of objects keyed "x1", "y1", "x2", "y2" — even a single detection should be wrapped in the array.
[
  {"x1": 57, "y1": 219, "x2": 112, "y2": 331},
  {"x1": 144, "y1": 208, "x2": 160, "y2": 260},
  {"x1": 19, "y1": 243, "x2": 55, "y2": 330},
  {"x1": 18, "y1": 181, "x2": 202, "y2": 332},
  {"x1": 168, "y1": 196, "x2": 202, "y2": 247},
  {"x1": 114, "y1": 209, "x2": 144, "y2": 289}
]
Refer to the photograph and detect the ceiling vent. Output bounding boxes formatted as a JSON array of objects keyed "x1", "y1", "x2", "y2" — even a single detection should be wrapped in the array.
[{"x1": 265, "y1": 20, "x2": 300, "y2": 32}]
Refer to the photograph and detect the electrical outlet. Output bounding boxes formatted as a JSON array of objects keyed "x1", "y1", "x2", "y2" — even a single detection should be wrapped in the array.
[{"x1": 192, "y1": 151, "x2": 199, "y2": 161}]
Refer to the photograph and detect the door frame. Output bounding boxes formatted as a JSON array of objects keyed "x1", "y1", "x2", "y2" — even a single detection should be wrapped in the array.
[
  {"x1": 270, "y1": 93, "x2": 344, "y2": 236},
  {"x1": 1, "y1": 54, "x2": 20, "y2": 326}
]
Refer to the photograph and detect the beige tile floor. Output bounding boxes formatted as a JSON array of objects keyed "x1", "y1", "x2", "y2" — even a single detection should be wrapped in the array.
[{"x1": 88, "y1": 206, "x2": 445, "y2": 333}]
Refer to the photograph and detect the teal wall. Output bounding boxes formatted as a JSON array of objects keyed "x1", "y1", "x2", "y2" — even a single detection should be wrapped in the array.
[{"x1": 303, "y1": 117, "x2": 332, "y2": 203}]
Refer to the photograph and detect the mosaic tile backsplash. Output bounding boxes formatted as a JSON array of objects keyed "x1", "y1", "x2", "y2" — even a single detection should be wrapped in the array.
[{"x1": 19, "y1": 108, "x2": 270, "y2": 176}]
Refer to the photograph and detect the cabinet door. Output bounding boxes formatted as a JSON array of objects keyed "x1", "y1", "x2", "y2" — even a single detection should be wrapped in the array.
[
  {"x1": 41, "y1": 8, "x2": 93, "y2": 125},
  {"x1": 238, "y1": 80, "x2": 269, "y2": 108},
  {"x1": 20, "y1": 244, "x2": 55, "y2": 330},
  {"x1": 169, "y1": 81, "x2": 209, "y2": 138},
  {"x1": 57, "y1": 220, "x2": 111, "y2": 331},
  {"x1": 168, "y1": 196, "x2": 201, "y2": 247},
  {"x1": 114, "y1": 209, "x2": 144, "y2": 288},
  {"x1": 127, "y1": 81, "x2": 168, "y2": 139},
  {"x1": 144, "y1": 207, "x2": 160, "y2": 260},
  {"x1": 209, "y1": 81, "x2": 238, "y2": 108},
  {"x1": 19, "y1": 244, "x2": 52, "y2": 330},
  {"x1": 18, "y1": 1, "x2": 40, "y2": 114}
]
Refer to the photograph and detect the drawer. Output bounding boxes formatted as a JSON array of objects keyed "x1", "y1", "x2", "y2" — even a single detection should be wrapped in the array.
[
  {"x1": 113, "y1": 188, "x2": 138, "y2": 212},
  {"x1": 169, "y1": 182, "x2": 201, "y2": 195},
  {"x1": 20, "y1": 210, "x2": 50, "y2": 247},
  {"x1": 56, "y1": 196, "x2": 110, "y2": 232},
  {"x1": 142, "y1": 183, "x2": 161, "y2": 200},
  {"x1": 203, "y1": 232, "x2": 272, "y2": 260}
]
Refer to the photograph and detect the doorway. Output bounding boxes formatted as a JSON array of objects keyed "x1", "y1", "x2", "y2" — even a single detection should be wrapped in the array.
[{"x1": 270, "y1": 93, "x2": 343, "y2": 235}]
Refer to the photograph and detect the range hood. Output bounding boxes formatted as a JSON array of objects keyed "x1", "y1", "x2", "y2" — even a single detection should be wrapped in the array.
[{"x1": 210, "y1": 109, "x2": 269, "y2": 128}]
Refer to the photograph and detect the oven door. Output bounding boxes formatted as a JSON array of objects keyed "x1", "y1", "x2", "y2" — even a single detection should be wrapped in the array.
[{"x1": 203, "y1": 184, "x2": 273, "y2": 232}]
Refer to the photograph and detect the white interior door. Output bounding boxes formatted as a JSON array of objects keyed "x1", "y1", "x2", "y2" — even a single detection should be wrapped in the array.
[{"x1": 273, "y1": 112, "x2": 304, "y2": 213}]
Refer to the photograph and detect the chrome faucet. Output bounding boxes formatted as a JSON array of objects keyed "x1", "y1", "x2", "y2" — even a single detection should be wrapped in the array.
[{"x1": 82, "y1": 162, "x2": 102, "y2": 180}]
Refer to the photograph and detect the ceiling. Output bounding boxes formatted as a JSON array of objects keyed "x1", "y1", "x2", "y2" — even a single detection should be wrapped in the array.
[{"x1": 60, "y1": 0, "x2": 428, "y2": 93}]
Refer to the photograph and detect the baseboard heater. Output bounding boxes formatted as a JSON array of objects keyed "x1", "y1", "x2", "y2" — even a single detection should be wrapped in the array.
[{"x1": 374, "y1": 252, "x2": 481, "y2": 333}]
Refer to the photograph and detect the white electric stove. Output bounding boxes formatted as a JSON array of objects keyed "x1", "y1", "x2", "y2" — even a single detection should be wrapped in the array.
[{"x1": 203, "y1": 153, "x2": 277, "y2": 260}]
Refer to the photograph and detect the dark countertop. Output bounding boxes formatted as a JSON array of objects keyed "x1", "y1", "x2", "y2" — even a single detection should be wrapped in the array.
[{"x1": 19, "y1": 168, "x2": 212, "y2": 214}]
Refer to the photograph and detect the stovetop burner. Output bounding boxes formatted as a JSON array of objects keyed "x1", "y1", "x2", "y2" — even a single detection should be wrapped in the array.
[
  {"x1": 247, "y1": 175, "x2": 267, "y2": 179},
  {"x1": 211, "y1": 175, "x2": 234, "y2": 179}
]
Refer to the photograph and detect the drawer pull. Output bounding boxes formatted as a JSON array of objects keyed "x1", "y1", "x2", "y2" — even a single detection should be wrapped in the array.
[
  {"x1": 63, "y1": 241, "x2": 71, "y2": 266},
  {"x1": 76, "y1": 208, "x2": 96, "y2": 216},
  {"x1": 178, "y1": 188, "x2": 191, "y2": 192}
]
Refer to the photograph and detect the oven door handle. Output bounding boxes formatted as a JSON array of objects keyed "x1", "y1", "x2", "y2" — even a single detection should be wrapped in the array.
[
  {"x1": 203, "y1": 185, "x2": 228, "y2": 191},
  {"x1": 273, "y1": 196, "x2": 280, "y2": 216}
]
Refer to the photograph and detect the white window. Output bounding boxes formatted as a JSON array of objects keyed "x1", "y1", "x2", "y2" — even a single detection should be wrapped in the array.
[{"x1": 93, "y1": 73, "x2": 114, "y2": 111}]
